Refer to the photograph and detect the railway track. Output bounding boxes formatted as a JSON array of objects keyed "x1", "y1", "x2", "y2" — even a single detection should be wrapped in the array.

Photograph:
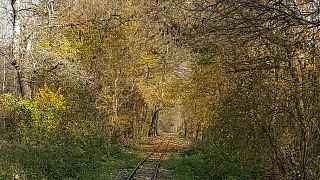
[{"x1": 115, "y1": 138, "x2": 171, "y2": 180}]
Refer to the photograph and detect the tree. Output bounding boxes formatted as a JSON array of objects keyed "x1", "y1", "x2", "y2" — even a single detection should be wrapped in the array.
[
  {"x1": 171, "y1": 0, "x2": 320, "y2": 178},
  {"x1": 9, "y1": 0, "x2": 34, "y2": 99}
]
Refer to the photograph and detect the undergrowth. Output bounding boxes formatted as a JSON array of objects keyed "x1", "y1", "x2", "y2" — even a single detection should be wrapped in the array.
[
  {"x1": 163, "y1": 147, "x2": 209, "y2": 180},
  {"x1": 164, "y1": 144, "x2": 264, "y2": 180},
  {"x1": 0, "y1": 134, "x2": 140, "y2": 180}
]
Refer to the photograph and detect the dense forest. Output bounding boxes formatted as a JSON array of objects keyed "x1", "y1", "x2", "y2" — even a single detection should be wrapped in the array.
[{"x1": 1, "y1": 0, "x2": 320, "y2": 179}]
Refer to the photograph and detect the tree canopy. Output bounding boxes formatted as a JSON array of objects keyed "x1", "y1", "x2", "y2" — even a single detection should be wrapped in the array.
[{"x1": 1, "y1": 0, "x2": 320, "y2": 179}]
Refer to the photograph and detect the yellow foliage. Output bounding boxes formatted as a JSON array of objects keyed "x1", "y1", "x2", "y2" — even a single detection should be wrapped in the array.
[
  {"x1": 35, "y1": 84, "x2": 66, "y2": 111},
  {"x1": 38, "y1": 30, "x2": 94, "y2": 61},
  {"x1": 0, "y1": 93, "x2": 17, "y2": 109},
  {"x1": 123, "y1": 20, "x2": 137, "y2": 32},
  {"x1": 37, "y1": 41, "x2": 51, "y2": 48},
  {"x1": 140, "y1": 52, "x2": 155, "y2": 66},
  {"x1": 0, "y1": 85, "x2": 66, "y2": 135}
]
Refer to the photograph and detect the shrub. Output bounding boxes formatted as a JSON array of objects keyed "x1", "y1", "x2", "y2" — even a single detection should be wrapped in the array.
[
  {"x1": 0, "y1": 132, "x2": 140, "y2": 179},
  {"x1": 164, "y1": 147, "x2": 209, "y2": 180},
  {"x1": 0, "y1": 84, "x2": 65, "y2": 142}
]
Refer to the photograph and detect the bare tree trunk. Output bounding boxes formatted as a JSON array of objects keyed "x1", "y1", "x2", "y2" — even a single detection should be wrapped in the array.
[
  {"x1": 289, "y1": 54, "x2": 308, "y2": 179},
  {"x1": 183, "y1": 116, "x2": 187, "y2": 138},
  {"x1": 10, "y1": 0, "x2": 32, "y2": 99},
  {"x1": 111, "y1": 70, "x2": 120, "y2": 138},
  {"x1": 141, "y1": 107, "x2": 148, "y2": 137},
  {"x1": 2, "y1": 56, "x2": 5, "y2": 92},
  {"x1": 148, "y1": 104, "x2": 161, "y2": 137},
  {"x1": 13, "y1": 62, "x2": 32, "y2": 99}
]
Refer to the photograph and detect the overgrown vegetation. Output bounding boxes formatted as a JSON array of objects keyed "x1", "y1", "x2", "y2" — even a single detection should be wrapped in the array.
[
  {"x1": 0, "y1": 135, "x2": 140, "y2": 179},
  {"x1": 0, "y1": 86, "x2": 140, "y2": 179},
  {"x1": 164, "y1": 148, "x2": 209, "y2": 180},
  {"x1": 1, "y1": 0, "x2": 320, "y2": 179},
  {"x1": 166, "y1": 144, "x2": 265, "y2": 180}
]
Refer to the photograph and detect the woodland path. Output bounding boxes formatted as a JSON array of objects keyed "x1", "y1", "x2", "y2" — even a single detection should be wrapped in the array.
[{"x1": 115, "y1": 133, "x2": 189, "y2": 180}]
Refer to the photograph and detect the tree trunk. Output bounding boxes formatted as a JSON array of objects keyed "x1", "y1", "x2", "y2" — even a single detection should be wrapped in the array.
[
  {"x1": 110, "y1": 70, "x2": 121, "y2": 139},
  {"x1": 2, "y1": 56, "x2": 6, "y2": 92},
  {"x1": 141, "y1": 107, "x2": 148, "y2": 137},
  {"x1": 11, "y1": 0, "x2": 32, "y2": 99},
  {"x1": 183, "y1": 117, "x2": 187, "y2": 138},
  {"x1": 13, "y1": 62, "x2": 32, "y2": 99},
  {"x1": 289, "y1": 53, "x2": 308, "y2": 179},
  {"x1": 148, "y1": 105, "x2": 161, "y2": 137}
]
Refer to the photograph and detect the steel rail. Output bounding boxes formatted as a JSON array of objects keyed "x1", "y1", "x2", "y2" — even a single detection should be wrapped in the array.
[
  {"x1": 126, "y1": 138, "x2": 166, "y2": 180},
  {"x1": 152, "y1": 139, "x2": 171, "y2": 180}
]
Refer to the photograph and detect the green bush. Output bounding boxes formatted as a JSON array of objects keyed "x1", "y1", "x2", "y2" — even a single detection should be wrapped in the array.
[
  {"x1": 164, "y1": 147, "x2": 209, "y2": 180},
  {"x1": 165, "y1": 145, "x2": 265, "y2": 180},
  {"x1": 0, "y1": 141, "x2": 10, "y2": 179},
  {"x1": 0, "y1": 87, "x2": 65, "y2": 143},
  {"x1": 0, "y1": 133, "x2": 140, "y2": 179}
]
